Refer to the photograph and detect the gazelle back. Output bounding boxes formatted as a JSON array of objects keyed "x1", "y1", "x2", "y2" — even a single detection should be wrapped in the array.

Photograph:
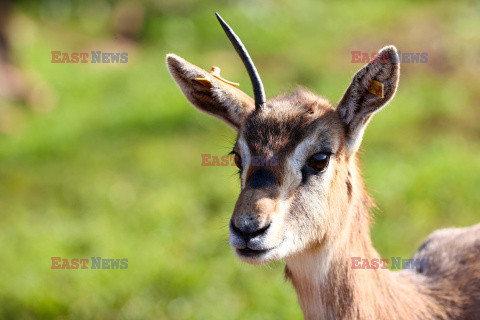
[{"x1": 166, "y1": 13, "x2": 480, "y2": 320}]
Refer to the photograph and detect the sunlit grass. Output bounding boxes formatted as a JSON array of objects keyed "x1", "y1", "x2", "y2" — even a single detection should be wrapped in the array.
[{"x1": 0, "y1": 1, "x2": 479, "y2": 319}]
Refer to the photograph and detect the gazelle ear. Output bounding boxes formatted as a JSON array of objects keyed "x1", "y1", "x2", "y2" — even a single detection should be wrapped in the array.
[
  {"x1": 337, "y1": 46, "x2": 400, "y2": 155},
  {"x1": 167, "y1": 54, "x2": 255, "y2": 131}
]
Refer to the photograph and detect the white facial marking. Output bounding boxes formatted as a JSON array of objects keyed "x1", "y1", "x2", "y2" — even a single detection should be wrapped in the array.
[
  {"x1": 282, "y1": 132, "x2": 321, "y2": 198},
  {"x1": 232, "y1": 122, "x2": 337, "y2": 264},
  {"x1": 237, "y1": 135, "x2": 251, "y2": 188}
]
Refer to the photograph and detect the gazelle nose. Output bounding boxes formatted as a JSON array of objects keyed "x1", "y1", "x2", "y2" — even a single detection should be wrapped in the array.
[{"x1": 231, "y1": 218, "x2": 271, "y2": 242}]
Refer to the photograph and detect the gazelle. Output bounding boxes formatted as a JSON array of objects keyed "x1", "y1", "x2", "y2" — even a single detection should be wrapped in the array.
[{"x1": 166, "y1": 13, "x2": 480, "y2": 320}]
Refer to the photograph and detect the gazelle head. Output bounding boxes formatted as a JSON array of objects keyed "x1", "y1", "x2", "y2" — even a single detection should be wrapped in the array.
[{"x1": 167, "y1": 14, "x2": 399, "y2": 264}]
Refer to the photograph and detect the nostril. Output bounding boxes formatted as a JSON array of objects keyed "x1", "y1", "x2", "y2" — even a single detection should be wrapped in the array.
[
  {"x1": 250, "y1": 223, "x2": 271, "y2": 238},
  {"x1": 230, "y1": 221, "x2": 244, "y2": 236},
  {"x1": 231, "y1": 220, "x2": 271, "y2": 241}
]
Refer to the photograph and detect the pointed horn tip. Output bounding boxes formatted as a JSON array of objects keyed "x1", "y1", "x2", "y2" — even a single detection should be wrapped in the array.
[
  {"x1": 215, "y1": 12, "x2": 227, "y2": 29},
  {"x1": 214, "y1": 11, "x2": 266, "y2": 109}
]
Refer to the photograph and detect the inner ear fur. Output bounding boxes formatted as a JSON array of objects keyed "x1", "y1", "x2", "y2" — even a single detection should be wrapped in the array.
[
  {"x1": 337, "y1": 45, "x2": 400, "y2": 154},
  {"x1": 166, "y1": 53, "x2": 255, "y2": 130}
]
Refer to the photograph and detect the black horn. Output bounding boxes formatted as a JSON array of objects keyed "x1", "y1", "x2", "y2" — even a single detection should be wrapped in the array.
[{"x1": 215, "y1": 12, "x2": 266, "y2": 110}]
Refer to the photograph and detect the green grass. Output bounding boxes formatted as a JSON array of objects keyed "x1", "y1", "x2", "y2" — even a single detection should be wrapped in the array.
[{"x1": 0, "y1": 0, "x2": 479, "y2": 319}]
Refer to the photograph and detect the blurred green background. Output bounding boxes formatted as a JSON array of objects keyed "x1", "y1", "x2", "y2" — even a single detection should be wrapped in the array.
[{"x1": 0, "y1": 0, "x2": 479, "y2": 319}]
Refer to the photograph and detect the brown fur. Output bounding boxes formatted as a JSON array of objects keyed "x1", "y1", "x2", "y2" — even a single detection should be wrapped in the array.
[{"x1": 166, "y1": 45, "x2": 480, "y2": 319}]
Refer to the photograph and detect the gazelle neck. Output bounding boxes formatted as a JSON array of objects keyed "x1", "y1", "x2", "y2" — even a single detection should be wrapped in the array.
[{"x1": 284, "y1": 174, "x2": 446, "y2": 320}]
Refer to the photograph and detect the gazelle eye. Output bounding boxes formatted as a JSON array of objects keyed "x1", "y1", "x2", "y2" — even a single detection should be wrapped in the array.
[
  {"x1": 307, "y1": 153, "x2": 330, "y2": 172},
  {"x1": 234, "y1": 153, "x2": 243, "y2": 171}
]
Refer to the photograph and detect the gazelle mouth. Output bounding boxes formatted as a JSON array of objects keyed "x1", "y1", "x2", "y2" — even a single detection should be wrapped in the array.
[{"x1": 237, "y1": 248, "x2": 271, "y2": 257}]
